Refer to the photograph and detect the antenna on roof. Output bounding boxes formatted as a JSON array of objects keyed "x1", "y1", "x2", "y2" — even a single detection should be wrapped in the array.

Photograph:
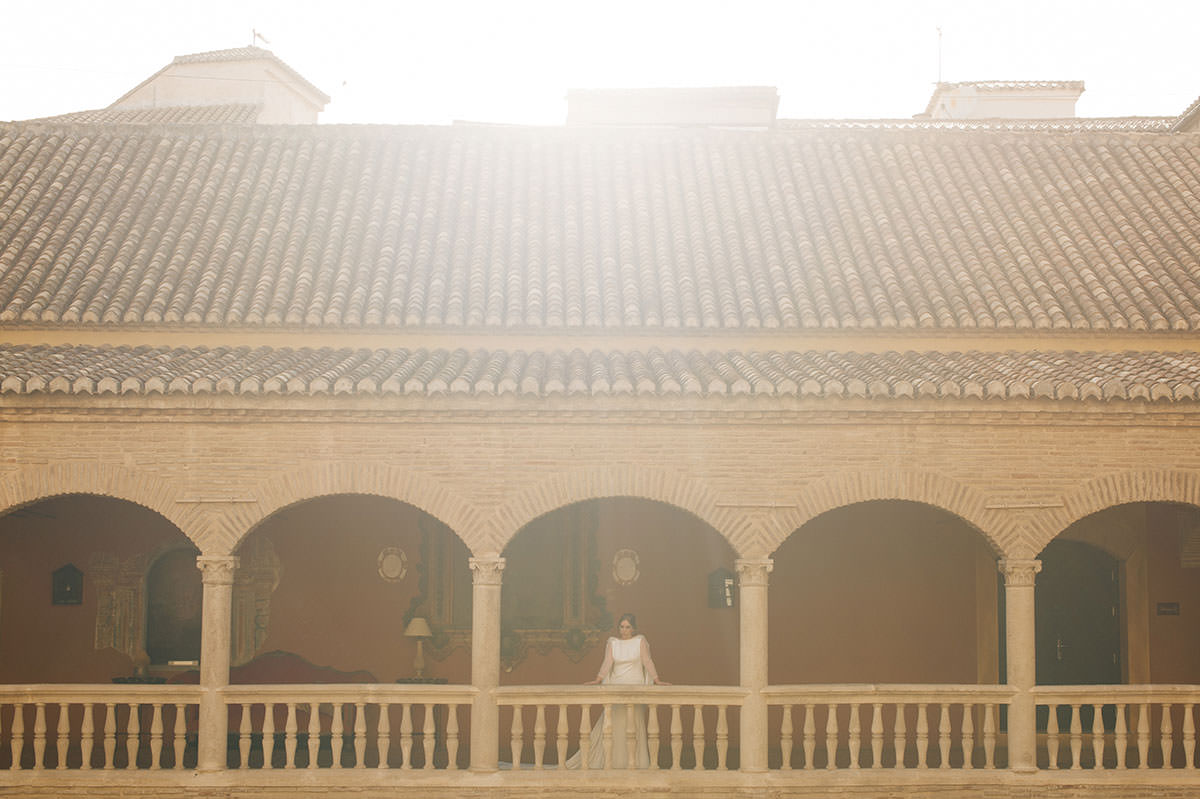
[
  {"x1": 252, "y1": 29, "x2": 270, "y2": 47},
  {"x1": 936, "y1": 26, "x2": 943, "y2": 84}
]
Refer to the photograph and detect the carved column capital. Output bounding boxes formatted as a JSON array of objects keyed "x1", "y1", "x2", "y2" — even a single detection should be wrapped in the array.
[
  {"x1": 469, "y1": 556, "x2": 506, "y2": 586},
  {"x1": 999, "y1": 558, "x2": 1042, "y2": 587},
  {"x1": 735, "y1": 558, "x2": 774, "y2": 587},
  {"x1": 196, "y1": 555, "x2": 240, "y2": 586}
]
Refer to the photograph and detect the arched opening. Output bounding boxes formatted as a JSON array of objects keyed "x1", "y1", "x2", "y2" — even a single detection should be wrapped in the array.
[
  {"x1": 769, "y1": 500, "x2": 999, "y2": 685},
  {"x1": 500, "y1": 497, "x2": 738, "y2": 686},
  {"x1": 231, "y1": 494, "x2": 472, "y2": 685},
  {"x1": 1043, "y1": 501, "x2": 1200, "y2": 685},
  {"x1": 0, "y1": 494, "x2": 193, "y2": 683},
  {"x1": 146, "y1": 546, "x2": 202, "y2": 666}
]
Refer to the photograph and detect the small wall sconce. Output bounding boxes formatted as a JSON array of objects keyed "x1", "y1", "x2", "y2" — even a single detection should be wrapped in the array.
[{"x1": 404, "y1": 617, "x2": 433, "y2": 678}]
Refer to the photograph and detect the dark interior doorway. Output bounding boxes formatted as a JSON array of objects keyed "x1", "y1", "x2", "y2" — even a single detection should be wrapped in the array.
[{"x1": 1035, "y1": 540, "x2": 1122, "y2": 686}]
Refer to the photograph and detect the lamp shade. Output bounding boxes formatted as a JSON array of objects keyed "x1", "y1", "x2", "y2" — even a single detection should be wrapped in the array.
[{"x1": 404, "y1": 617, "x2": 433, "y2": 638}]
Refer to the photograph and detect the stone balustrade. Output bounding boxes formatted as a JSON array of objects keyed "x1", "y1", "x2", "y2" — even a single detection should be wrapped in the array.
[
  {"x1": 1033, "y1": 685, "x2": 1200, "y2": 770},
  {"x1": 494, "y1": 685, "x2": 748, "y2": 770},
  {"x1": 0, "y1": 684, "x2": 202, "y2": 770},
  {"x1": 763, "y1": 684, "x2": 1014, "y2": 770},
  {"x1": 221, "y1": 684, "x2": 477, "y2": 770}
]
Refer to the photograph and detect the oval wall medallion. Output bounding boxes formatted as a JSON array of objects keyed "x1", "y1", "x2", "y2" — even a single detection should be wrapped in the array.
[
  {"x1": 377, "y1": 547, "x2": 408, "y2": 582},
  {"x1": 612, "y1": 548, "x2": 640, "y2": 585}
]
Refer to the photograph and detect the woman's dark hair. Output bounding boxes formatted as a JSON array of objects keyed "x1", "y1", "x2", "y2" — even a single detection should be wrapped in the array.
[{"x1": 618, "y1": 613, "x2": 637, "y2": 629}]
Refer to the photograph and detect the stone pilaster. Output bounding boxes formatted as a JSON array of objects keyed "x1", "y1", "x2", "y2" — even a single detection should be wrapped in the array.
[
  {"x1": 468, "y1": 556, "x2": 505, "y2": 771},
  {"x1": 999, "y1": 558, "x2": 1041, "y2": 773},
  {"x1": 736, "y1": 558, "x2": 773, "y2": 772},
  {"x1": 195, "y1": 555, "x2": 239, "y2": 772}
]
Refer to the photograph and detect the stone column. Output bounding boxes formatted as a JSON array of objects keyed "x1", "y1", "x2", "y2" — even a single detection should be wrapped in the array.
[
  {"x1": 736, "y1": 558, "x2": 773, "y2": 772},
  {"x1": 196, "y1": 555, "x2": 239, "y2": 772},
  {"x1": 999, "y1": 558, "x2": 1041, "y2": 773},
  {"x1": 468, "y1": 556, "x2": 505, "y2": 771}
]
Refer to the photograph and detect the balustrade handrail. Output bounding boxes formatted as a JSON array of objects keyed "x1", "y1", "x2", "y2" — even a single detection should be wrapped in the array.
[
  {"x1": 1032, "y1": 684, "x2": 1200, "y2": 703},
  {"x1": 763, "y1": 684, "x2": 1014, "y2": 704},
  {"x1": 0, "y1": 684, "x2": 203, "y2": 703},
  {"x1": 494, "y1": 684, "x2": 748, "y2": 706},
  {"x1": 220, "y1": 683, "x2": 477, "y2": 705}
]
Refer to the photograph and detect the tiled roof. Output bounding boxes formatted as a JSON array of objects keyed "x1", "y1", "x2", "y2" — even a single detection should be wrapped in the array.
[
  {"x1": 23, "y1": 104, "x2": 262, "y2": 125},
  {"x1": 2, "y1": 123, "x2": 1200, "y2": 331},
  {"x1": 935, "y1": 80, "x2": 1086, "y2": 93},
  {"x1": 1, "y1": 344, "x2": 1197, "y2": 402},
  {"x1": 780, "y1": 117, "x2": 1176, "y2": 132}
]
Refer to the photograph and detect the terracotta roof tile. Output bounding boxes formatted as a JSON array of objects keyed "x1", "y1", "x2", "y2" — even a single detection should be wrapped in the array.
[
  {"x1": 1, "y1": 344, "x2": 1198, "y2": 403},
  {"x1": 22, "y1": 104, "x2": 262, "y2": 126},
  {"x1": 2, "y1": 124, "x2": 1200, "y2": 332}
]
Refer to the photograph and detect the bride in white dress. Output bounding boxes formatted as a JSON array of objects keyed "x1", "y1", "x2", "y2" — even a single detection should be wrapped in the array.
[{"x1": 567, "y1": 613, "x2": 669, "y2": 769}]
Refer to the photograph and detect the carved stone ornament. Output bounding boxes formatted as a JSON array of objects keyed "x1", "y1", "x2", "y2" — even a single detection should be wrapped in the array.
[
  {"x1": 611, "y1": 548, "x2": 640, "y2": 585},
  {"x1": 999, "y1": 558, "x2": 1042, "y2": 587},
  {"x1": 197, "y1": 555, "x2": 239, "y2": 586},
  {"x1": 469, "y1": 556, "x2": 505, "y2": 585},
  {"x1": 377, "y1": 547, "x2": 408, "y2": 582},
  {"x1": 735, "y1": 558, "x2": 774, "y2": 587}
]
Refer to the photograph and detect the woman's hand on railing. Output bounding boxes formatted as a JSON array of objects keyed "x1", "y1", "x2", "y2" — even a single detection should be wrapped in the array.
[
  {"x1": 583, "y1": 677, "x2": 603, "y2": 685},
  {"x1": 653, "y1": 678, "x2": 672, "y2": 686}
]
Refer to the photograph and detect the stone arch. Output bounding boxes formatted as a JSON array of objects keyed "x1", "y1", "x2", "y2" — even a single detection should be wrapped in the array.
[
  {"x1": 0, "y1": 462, "x2": 196, "y2": 543},
  {"x1": 1049, "y1": 470, "x2": 1200, "y2": 555},
  {"x1": 773, "y1": 469, "x2": 1008, "y2": 556},
  {"x1": 493, "y1": 465, "x2": 739, "y2": 555},
  {"x1": 218, "y1": 462, "x2": 484, "y2": 556}
]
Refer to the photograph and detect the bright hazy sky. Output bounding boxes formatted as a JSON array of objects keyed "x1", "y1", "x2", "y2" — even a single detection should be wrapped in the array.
[{"x1": 2, "y1": 0, "x2": 1198, "y2": 125}]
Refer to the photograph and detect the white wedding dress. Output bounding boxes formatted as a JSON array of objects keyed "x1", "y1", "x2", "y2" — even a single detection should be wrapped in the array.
[{"x1": 566, "y1": 634, "x2": 659, "y2": 769}]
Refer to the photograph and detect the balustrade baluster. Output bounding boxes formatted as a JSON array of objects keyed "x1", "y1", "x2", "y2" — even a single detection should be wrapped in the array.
[
  {"x1": 937, "y1": 704, "x2": 950, "y2": 769},
  {"x1": 399, "y1": 703, "x2": 413, "y2": 770},
  {"x1": 262, "y1": 703, "x2": 275, "y2": 769},
  {"x1": 580, "y1": 705, "x2": 593, "y2": 771},
  {"x1": 803, "y1": 703, "x2": 816, "y2": 770},
  {"x1": 103, "y1": 702, "x2": 116, "y2": 770},
  {"x1": 556, "y1": 704, "x2": 567, "y2": 768},
  {"x1": 284, "y1": 703, "x2": 298, "y2": 769},
  {"x1": 353, "y1": 702, "x2": 366, "y2": 768},
  {"x1": 376, "y1": 703, "x2": 390, "y2": 769},
  {"x1": 446, "y1": 704, "x2": 460, "y2": 769},
  {"x1": 306, "y1": 703, "x2": 320, "y2": 770},
  {"x1": 533, "y1": 704, "x2": 546, "y2": 769},
  {"x1": 238, "y1": 704, "x2": 252, "y2": 769},
  {"x1": 627, "y1": 704, "x2": 638, "y2": 768},
  {"x1": 1069, "y1": 704, "x2": 1082, "y2": 770},
  {"x1": 422, "y1": 703, "x2": 434, "y2": 769},
  {"x1": 825, "y1": 704, "x2": 838, "y2": 770},
  {"x1": 149, "y1": 703, "x2": 164, "y2": 770},
  {"x1": 81, "y1": 704, "x2": 94, "y2": 771},
  {"x1": 982, "y1": 704, "x2": 996, "y2": 769},
  {"x1": 847, "y1": 703, "x2": 861, "y2": 770},
  {"x1": 716, "y1": 705, "x2": 728, "y2": 770},
  {"x1": 331, "y1": 702, "x2": 346, "y2": 769},
  {"x1": 1161, "y1": 703, "x2": 1174, "y2": 768},
  {"x1": 1137, "y1": 703, "x2": 1150, "y2": 769},
  {"x1": 510, "y1": 704, "x2": 524, "y2": 770},
  {"x1": 962, "y1": 703, "x2": 975, "y2": 769},
  {"x1": 10, "y1": 703, "x2": 24, "y2": 769},
  {"x1": 647, "y1": 703, "x2": 660, "y2": 769},
  {"x1": 54, "y1": 703, "x2": 68, "y2": 770},
  {"x1": 870, "y1": 702, "x2": 883, "y2": 769},
  {"x1": 780, "y1": 704, "x2": 794, "y2": 770},
  {"x1": 692, "y1": 704, "x2": 705, "y2": 770},
  {"x1": 1047, "y1": 704, "x2": 1060, "y2": 769},
  {"x1": 33, "y1": 702, "x2": 45, "y2": 770},
  {"x1": 1114, "y1": 703, "x2": 1128, "y2": 769},
  {"x1": 602, "y1": 703, "x2": 613, "y2": 769},
  {"x1": 1184, "y1": 703, "x2": 1196, "y2": 770},
  {"x1": 669, "y1": 704, "x2": 681, "y2": 771},
  {"x1": 173, "y1": 704, "x2": 187, "y2": 770},
  {"x1": 1090, "y1": 704, "x2": 1104, "y2": 769},
  {"x1": 126, "y1": 702, "x2": 140, "y2": 769},
  {"x1": 892, "y1": 704, "x2": 907, "y2": 769},
  {"x1": 915, "y1": 704, "x2": 929, "y2": 769}
]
